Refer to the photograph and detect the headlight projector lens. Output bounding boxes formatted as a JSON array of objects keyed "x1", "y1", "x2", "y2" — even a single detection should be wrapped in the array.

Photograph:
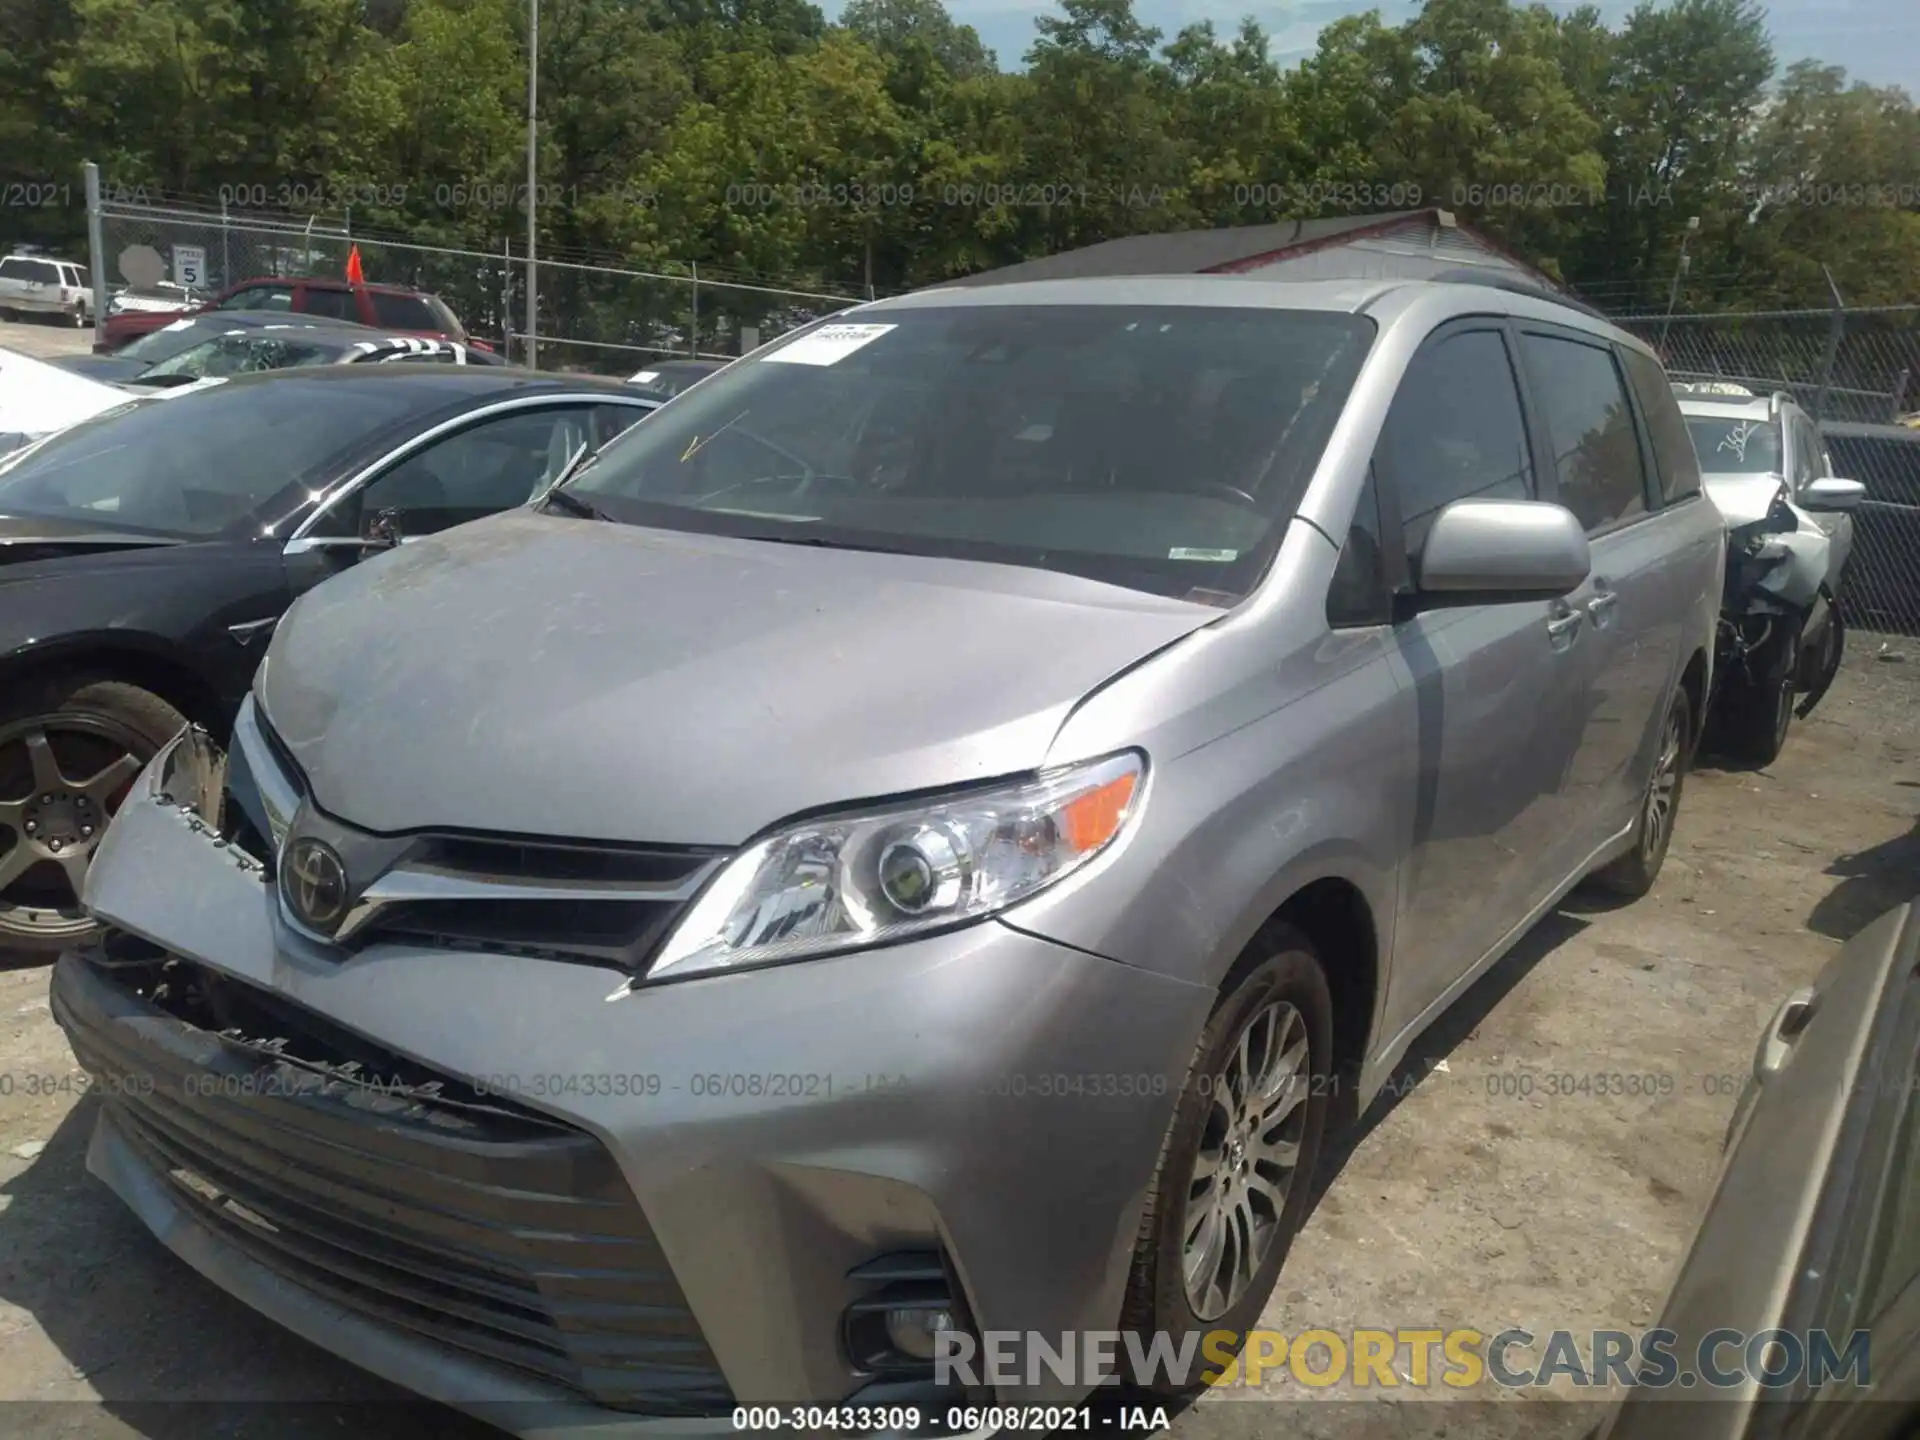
[{"x1": 876, "y1": 826, "x2": 963, "y2": 914}]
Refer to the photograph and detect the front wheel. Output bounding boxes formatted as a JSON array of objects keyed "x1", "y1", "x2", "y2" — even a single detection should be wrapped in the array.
[
  {"x1": 1588, "y1": 684, "x2": 1691, "y2": 899},
  {"x1": 1121, "y1": 932, "x2": 1334, "y2": 1390},
  {"x1": 0, "y1": 675, "x2": 187, "y2": 961},
  {"x1": 1710, "y1": 614, "x2": 1803, "y2": 767}
]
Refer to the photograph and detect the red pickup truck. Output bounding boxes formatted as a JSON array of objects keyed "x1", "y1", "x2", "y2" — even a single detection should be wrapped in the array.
[{"x1": 96, "y1": 276, "x2": 486, "y2": 354}]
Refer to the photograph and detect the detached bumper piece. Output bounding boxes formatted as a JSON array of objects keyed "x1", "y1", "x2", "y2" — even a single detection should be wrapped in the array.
[{"x1": 52, "y1": 936, "x2": 732, "y2": 1417}]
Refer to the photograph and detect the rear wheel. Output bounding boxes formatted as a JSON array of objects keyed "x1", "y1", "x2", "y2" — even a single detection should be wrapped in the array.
[
  {"x1": 70, "y1": 301, "x2": 89, "y2": 328},
  {"x1": 1122, "y1": 931, "x2": 1334, "y2": 1390},
  {"x1": 0, "y1": 675, "x2": 186, "y2": 961},
  {"x1": 1588, "y1": 685, "x2": 1691, "y2": 899}
]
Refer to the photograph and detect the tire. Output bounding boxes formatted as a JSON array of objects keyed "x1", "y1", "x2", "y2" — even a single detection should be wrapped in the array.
[
  {"x1": 1121, "y1": 931, "x2": 1335, "y2": 1392},
  {"x1": 1588, "y1": 683, "x2": 1691, "y2": 899},
  {"x1": 1711, "y1": 614, "x2": 1803, "y2": 767},
  {"x1": 71, "y1": 302, "x2": 89, "y2": 328},
  {"x1": 0, "y1": 674, "x2": 187, "y2": 962},
  {"x1": 0, "y1": 306, "x2": 16, "y2": 323}
]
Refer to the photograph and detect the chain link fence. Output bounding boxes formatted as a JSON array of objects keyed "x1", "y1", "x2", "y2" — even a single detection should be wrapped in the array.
[
  {"x1": 1607, "y1": 304, "x2": 1920, "y2": 638},
  {"x1": 1611, "y1": 304, "x2": 1919, "y2": 426},
  {"x1": 89, "y1": 195, "x2": 866, "y2": 373}
]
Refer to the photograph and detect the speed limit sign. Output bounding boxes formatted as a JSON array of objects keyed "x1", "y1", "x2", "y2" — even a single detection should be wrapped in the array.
[{"x1": 173, "y1": 245, "x2": 207, "y2": 287}]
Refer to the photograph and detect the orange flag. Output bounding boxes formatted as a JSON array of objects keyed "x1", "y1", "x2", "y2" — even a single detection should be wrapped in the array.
[{"x1": 345, "y1": 245, "x2": 365, "y2": 284}]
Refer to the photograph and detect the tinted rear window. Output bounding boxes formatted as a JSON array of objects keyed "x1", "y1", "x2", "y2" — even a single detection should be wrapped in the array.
[
  {"x1": 1620, "y1": 348, "x2": 1702, "y2": 503},
  {"x1": 370, "y1": 292, "x2": 441, "y2": 330},
  {"x1": 0, "y1": 379, "x2": 430, "y2": 537}
]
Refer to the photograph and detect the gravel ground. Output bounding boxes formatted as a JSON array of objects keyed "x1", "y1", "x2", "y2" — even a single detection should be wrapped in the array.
[
  {"x1": 0, "y1": 640, "x2": 1916, "y2": 1440},
  {"x1": 0, "y1": 315, "x2": 97, "y2": 360}
]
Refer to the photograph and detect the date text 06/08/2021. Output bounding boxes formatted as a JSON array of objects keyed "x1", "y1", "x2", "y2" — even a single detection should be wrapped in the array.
[{"x1": 730, "y1": 1405, "x2": 1172, "y2": 1433}]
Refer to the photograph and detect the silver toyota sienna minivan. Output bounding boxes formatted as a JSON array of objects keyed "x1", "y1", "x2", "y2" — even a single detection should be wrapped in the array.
[{"x1": 56, "y1": 275, "x2": 1724, "y2": 1435}]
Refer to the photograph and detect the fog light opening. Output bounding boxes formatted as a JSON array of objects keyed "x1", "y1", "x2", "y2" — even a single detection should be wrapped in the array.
[{"x1": 883, "y1": 1306, "x2": 955, "y2": 1362}]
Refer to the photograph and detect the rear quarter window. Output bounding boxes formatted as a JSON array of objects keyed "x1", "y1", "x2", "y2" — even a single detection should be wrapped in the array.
[
  {"x1": 369, "y1": 292, "x2": 442, "y2": 330},
  {"x1": 1620, "y1": 347, "x2": 1703, "y2": 504}
]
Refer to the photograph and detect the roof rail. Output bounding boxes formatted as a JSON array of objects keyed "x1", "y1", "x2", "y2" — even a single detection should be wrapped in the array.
[
  {"x1": 1767, "y1": 390, "x2": 1796, "y2": 417},
  {"x1": 1424, "y1": 268, "x2": 1610, "y2": 322}
]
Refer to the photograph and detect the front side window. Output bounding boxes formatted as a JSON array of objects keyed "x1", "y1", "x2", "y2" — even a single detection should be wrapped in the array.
[
  {"x1": 0, "y1": 257, "x2": 29, "y2": 281},
  {"x1": 1790, "y1": 415, "x2": 1827, "y2": 494},
  {"x1": 0, "y1": 380, "x2": 423, "y2": 536},
  {"x1": 1686, "y1": 415, "x2": 1783, "y2": 475},
  {"x1": 312, "y1": 405, "x2": 597, "y2": 538},
  {"x1": 562, "y1": 305, "x2": 1377, "y2": 602},
  {"x1": 1519, "y1": 332, "x2": 1649, "y2": 534},
  {"x1": 1327, "y1": 468, "x2": 1389, "y2": 627},
  {"x1": 1375, "y1": 327, "x2": 1535, "y2": 564}
]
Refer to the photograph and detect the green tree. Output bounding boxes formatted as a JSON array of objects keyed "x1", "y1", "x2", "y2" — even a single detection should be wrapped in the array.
[{"x1": 841, "y1": 0, "x2": 995, "y2": 78}]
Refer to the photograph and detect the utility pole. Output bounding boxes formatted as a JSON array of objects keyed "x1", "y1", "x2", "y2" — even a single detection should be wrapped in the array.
[
  {"x1": 1657, "y1": 215, "x2": 1700, "y2": 352},
  {"x1": 524, "y1": 0, "x2": 539, "y2": 368}
]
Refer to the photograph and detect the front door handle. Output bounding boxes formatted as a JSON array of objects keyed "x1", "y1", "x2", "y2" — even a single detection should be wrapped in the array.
[
  {"x1": 1754, "y1": 987, "x2": 1818, "y2": 1082},
  {"x1": 1546, "y1": 603, "x2": 1584, "y2": 650}
]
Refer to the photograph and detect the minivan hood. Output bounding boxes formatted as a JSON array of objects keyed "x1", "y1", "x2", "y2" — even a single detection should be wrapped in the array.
[
  {"x1": 1703, "y1": 472, "x2": 1789, "y2": 527},
  {"x1": 260, "y1": 511, "x2": 1217, "y2": 846}
]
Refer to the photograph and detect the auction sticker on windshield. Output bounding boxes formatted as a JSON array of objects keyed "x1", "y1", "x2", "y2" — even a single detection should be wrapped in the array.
[{"x1": 763, "y1": 323, "x2": 896, "y2": 366}]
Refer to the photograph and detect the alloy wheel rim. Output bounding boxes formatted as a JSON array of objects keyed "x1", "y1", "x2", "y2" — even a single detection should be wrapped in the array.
[
  {"x1": 1641, "y1": 707, "x2": 1683, "y2": 862},
  {"x1": 0, "y1": 716, "x2": 147, "y2": 938},
  {"x1": 1180, "y1": 998, "x2": 1312, "y2": 1321}
]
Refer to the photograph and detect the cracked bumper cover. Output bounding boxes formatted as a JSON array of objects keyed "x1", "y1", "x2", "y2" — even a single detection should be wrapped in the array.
[{"x1": 57, "y1": 732, "x2": 1215, "y2": 1430}]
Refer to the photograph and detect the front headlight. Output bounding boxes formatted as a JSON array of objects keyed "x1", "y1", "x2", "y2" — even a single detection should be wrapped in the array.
[{"x1": 648, "y1": 751, "x2": 1146, "y2": 980}]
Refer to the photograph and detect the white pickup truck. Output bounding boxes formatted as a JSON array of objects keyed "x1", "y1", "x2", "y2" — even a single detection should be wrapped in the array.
[{"x1": 0, "y1": 253, "x2": 96, "y2": 327}]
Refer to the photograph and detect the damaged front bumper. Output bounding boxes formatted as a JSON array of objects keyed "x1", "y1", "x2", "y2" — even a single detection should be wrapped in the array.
[{"x1": 55, "y1": 727, "x2": 1214, "y2": 1436}]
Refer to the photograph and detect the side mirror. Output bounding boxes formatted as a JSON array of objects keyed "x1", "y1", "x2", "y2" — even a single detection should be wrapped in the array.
[
  {"x1": 1802, "y1": 477, "x2": 1865, "y2": 512},
  {"x1": 1415, "y1": 498, "x2": 1591, "y2": 605},
  {"x1": 360, "y1": 508, "x2": 405, "y2": 550}
]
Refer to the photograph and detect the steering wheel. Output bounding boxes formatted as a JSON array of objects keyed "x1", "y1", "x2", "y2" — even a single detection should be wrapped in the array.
[{"x1": 1193, "y1": 480, "x2": 1260, "y2": 508}]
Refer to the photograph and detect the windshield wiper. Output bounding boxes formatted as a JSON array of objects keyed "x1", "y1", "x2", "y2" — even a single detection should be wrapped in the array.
[
  {"x1": 735, "y1": 531, "x2": 905, "y2": 555},
  {"x1": 540, "y1": 486, "x2": 610, "y2": 521}
]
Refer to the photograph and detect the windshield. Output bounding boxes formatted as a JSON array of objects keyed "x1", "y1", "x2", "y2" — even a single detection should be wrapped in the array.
[
  {"x1": 563, "y1": 305, "x2": 1375, "y2": 600},
  {"x1": 1686, "y1": 416, "x2": 1783, "y2": 475},
  {"x1": 142, "y1": 333, "x2": 340, "y2": 380},
  {"x1": 116, "y1": 320, "x2": 218, "y2": 363},
  {"x1": 0, "y1": 379, "x2": 426, "y2": 536}
]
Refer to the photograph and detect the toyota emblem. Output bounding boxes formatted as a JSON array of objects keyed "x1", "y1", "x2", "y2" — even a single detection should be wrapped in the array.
[{"x1": 280, "y1": 837, "x2": 350, "y2": 935}]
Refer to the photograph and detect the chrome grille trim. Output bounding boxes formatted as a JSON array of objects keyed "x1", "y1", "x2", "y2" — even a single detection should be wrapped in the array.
[{"x1": 232, "y1": 700, "x2": 725, "y2": 965}]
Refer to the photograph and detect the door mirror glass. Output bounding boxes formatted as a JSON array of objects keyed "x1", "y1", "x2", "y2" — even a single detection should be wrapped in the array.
[
  {"x1": 1803, "y1": 477, "x2": 1866, "y2": 512},
  {"x1": 1415, "y1": 498, "x2": 1591, "y2": 603}
]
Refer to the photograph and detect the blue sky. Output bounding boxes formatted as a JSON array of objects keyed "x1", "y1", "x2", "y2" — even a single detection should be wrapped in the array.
[{"x1": 874, "y1": 0, "x2": 1920, "y2": 91}]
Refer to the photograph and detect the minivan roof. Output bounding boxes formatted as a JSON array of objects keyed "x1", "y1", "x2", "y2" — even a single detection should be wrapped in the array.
[{"x1": 868, "y1": 274, "x2": 1643, "y2": 349}]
